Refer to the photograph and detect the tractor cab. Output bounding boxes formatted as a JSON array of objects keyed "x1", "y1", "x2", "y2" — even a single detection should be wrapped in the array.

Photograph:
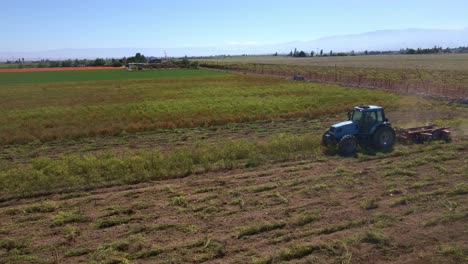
[
  {"x1": 349, "y1": 105, "x2": 387, "y2": 135},
  {"x1": 323, "y1": 105, "x2": 395, "y2": 155}
]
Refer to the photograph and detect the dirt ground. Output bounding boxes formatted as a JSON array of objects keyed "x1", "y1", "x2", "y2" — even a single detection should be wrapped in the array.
[
  {"x1": 0, "y1": 114, "x2": 467, "y2": 263},
  {"x1": 0, "y1": 140, "x2": 466, "y2": 263}
]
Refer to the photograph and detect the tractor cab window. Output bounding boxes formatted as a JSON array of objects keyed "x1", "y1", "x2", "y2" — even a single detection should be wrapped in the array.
[
  {"x1": 376, "y1": 111, "x2": 384, "y2": 122},
  {"x1": 352, "y1": 110, "x2": 362, "y2": 122},
  {"x1": 360, "y1": 111, "x2": 377, "y2": 133},
  {"x1": 365, "y1": 112, "x2": 377, "y2": 124}
]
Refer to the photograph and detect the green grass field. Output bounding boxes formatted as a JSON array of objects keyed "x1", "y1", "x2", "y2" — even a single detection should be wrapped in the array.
[
  {"x1": 0, "y1": 71, "x2": 414, "y2": 144},
  {"x1": 0, "y1": 68, "x2": 228, "y2": 84}
]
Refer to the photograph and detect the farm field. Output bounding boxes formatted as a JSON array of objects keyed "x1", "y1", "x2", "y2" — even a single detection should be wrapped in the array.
[
  {"x1": 202, "y1": 54, "x2": 468, "y2": 71},
  {"x1": 199, "y1": 54, "x2": 468, "y2": 99},
  {"x1": 0, "y1": 71, "x2": 411, "y2": 145},
  {"x1": 0, "y1": 68, "x2": 467, "y2": 263}
]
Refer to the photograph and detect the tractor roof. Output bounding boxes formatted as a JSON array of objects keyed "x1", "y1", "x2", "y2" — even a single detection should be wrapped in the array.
[{"x1": 354, "y1": 105, "x2": 382, "y2": 111}]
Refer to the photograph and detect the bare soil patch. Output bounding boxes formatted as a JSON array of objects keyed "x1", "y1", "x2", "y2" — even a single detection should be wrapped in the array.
[{"x1": 0, "y1": 137, "x2": 466, "y2": 263}]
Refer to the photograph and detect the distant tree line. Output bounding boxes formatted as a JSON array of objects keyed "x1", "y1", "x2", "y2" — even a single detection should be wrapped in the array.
[
  {"x1": 4, "y1": 58, "x2": 123, "y2": 68},
  {"x1": 278, "y1": 46, "x2": 468, "y2": 58},
  {"x1": 43, "y1": 58, "x2": 112, "y2": 67},
  {"x1": 286, "y1": 48, "x2": 353, "y2": 57},
  {"x1": 4, "y1": 46, "x2": 468, "y2": 68},
  {"x1": 2, "y1": 52, "x2": 203, "y2": 70},
  {"x1": 3, "y1": 53, "x2": 151, "y2": 69},
  {"x1": 403, "y1": 46, "x2": 448, "y2": 54}
]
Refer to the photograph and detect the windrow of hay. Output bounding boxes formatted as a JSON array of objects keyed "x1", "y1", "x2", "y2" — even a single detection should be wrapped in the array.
[{"x1": 0, "y1": 133, "x2": 321, "y2": 199}]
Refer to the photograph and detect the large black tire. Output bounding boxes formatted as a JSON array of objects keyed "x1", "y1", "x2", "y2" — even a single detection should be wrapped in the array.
[
  {"x1": 338, "y1": 135, "x2": 358, "y2": 156},
  {"x1": 322, "y1": 131, "x2": 333, "y2": 146},
  {"x1": 373, "y1": 125, "x2": 396, "y2": 150}
]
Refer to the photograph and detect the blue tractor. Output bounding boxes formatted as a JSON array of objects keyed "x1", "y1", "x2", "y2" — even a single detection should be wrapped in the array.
[{"x1": 322, "y1": 105, "x2": 396, "y2": 155}]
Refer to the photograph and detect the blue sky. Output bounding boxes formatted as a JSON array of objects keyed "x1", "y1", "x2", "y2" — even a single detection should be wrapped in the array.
[{"x1": 2, "y1": 0, "x2": 468, "y2": 52}]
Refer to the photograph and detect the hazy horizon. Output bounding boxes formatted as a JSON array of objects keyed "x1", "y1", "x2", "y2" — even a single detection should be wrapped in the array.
[{"x1": 2, "y1": 0, "x2": 468, "y2": 59}]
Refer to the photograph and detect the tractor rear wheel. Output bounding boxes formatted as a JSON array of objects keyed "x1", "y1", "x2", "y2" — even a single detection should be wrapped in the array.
[
  {"x1": 338, "y1": 135, "x2": 357, "y2": 155},
  {"x1": 373, "y1": 125, "x2": 395, "y2": 150}
]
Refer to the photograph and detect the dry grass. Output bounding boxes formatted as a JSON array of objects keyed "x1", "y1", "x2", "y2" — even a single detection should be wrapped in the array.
[
  {"x1": 201, "y1": 54, "x2": 468, "y2": 71},
  {"x1": 200, "y1": 56, "x2": 468, "y2": 98}
]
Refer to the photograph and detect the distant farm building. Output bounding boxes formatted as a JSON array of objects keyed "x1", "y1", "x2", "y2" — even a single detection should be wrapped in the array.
[
  {"x1": 127, "y1": 63, "x2": 146, "y2": 70},
  {"x1": 127, "y1": 57, "x2": 173, "y2": 70}
]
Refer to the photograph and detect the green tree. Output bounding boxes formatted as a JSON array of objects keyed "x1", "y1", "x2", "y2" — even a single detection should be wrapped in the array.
[
  {"x1": 61, "y1": 60, "x2": 72, "y2": 67},
  {"x1": 92, "y1": 58, "x2": 106, "y2": 66},
  {"x1": 126, "y1": 53, "x2": 147, "y2": 63},
  {"x1": 319, "y1": 49, "x2": 323, "y2": 56},
  {"x1": 296, "y1": 51, "x2": 307, "y2": 57},
  {"x1": 111, "y1": 58, "x2": 122, "y2": 67},
  {"x1": 134, "y1": 53, "x2": 146, "y2": 63},
  {"x1": 49, "y1": 61, "x2": 60, "y2": 67}
]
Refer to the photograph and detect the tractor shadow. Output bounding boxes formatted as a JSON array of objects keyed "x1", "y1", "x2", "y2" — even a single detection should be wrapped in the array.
[{"x1": 322, "y1": 144, "x2": 394, "y2": 158}]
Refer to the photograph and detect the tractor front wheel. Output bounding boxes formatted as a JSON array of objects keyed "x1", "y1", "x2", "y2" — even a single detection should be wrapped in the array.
[
  {"x1": 338, "y1": 135, "x2": 358, "y2": 156},
  {"x1": 373, "y1": 125, "x2": 395, "y2": 150},
  {"x1": 322, "y1": 131, "x2": 333, "y2": 147}
]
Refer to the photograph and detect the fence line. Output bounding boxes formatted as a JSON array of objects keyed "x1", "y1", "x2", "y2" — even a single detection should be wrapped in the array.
[{"x1": 202, "y1": 64, "x2": 468, "y2": 100}]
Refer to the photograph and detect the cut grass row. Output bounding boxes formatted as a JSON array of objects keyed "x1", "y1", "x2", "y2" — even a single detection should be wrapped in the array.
[
  {"x1": 0, "y1": 133, "x2": 322, "y2": 199},
  {"x1": 0, "y1": 74, "x2": 407, "y2": 144},
  {"x1": 1, "y1": 130, "x2": 463, "y2": 201}
]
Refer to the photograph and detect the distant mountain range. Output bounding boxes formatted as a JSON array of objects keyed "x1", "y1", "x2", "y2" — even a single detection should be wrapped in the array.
[
  {"x1": 1, "y1": 28, "x2": 467, "y2": 60},
  {"x1": 275, "y1": 28, "x2": 468, "y2": 54}
]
